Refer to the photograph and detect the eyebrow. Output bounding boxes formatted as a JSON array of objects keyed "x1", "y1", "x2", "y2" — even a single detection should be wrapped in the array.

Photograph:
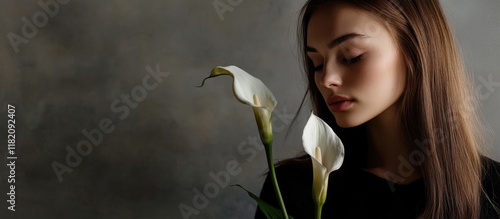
[{"x1": 306, "y1": 33, "x2": 369, "y2": 52}]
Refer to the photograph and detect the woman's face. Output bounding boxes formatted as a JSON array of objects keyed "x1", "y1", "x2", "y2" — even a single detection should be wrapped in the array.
[{"x1": 307, "y1": 3, "x2": 406, "y2": 128}]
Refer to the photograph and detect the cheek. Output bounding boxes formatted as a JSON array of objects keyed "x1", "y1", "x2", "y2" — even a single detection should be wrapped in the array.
[{"x1": 353, "y1": 51, "x2": 405, "y2": 97}]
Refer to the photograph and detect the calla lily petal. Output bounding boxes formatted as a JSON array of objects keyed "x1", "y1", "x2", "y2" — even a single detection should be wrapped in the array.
[
  {"x1": 202, "y1": 65, "x2": 277, "y2": 144},
  {"x1": 302, "y1": 112, "x2": 345, "y2": 205},
  {"x1": 208, "y1": 66, "x2": 277, "y2": 111}
]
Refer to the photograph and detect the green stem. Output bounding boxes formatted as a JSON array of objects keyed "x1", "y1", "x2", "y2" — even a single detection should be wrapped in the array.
[
  {"x1": 315, "y1": 203, "x2": 323, "y2": 219},
  {"x1": 264, "y1": 142, "x2": 289, "y2": 219}
]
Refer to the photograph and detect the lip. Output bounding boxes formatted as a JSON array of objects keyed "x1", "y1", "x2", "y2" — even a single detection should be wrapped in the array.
[{"x1": 327, "y1": 95, "x2": 354, "y2": 112}]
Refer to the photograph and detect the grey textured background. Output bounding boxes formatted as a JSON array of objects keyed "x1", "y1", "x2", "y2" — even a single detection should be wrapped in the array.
[{"x1": 0, "y1": 0, "x2": 498, "y2": 218}]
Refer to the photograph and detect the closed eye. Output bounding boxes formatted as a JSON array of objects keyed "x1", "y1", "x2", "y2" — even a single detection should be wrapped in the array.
[
  {"x1": 313, "y1": 64, "x2": 323, "y2": 72},
  {"x1": 342, "y1": 54, "x2": 363, "y2": 65}
]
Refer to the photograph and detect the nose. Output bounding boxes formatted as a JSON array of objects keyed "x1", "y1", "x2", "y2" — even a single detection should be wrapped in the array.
[{"x1": 318, "y1": 63, "x2": 342, "y2": 88}]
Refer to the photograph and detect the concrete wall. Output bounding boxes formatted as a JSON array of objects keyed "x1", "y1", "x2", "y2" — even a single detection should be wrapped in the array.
[{"x1": 0, "y1": 0, "x2": 498, "y2": 218}]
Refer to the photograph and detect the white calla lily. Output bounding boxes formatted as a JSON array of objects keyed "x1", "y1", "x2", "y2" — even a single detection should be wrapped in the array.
[
  {"x1": 200, "y1": 65, "x2": 289, "y2": 219},
  {"x1": 202, "y1": 65, "x2": 277, "y2": 144},
  {"x1": 302, "y1": 112, "x2": 345, "y2": 218}
]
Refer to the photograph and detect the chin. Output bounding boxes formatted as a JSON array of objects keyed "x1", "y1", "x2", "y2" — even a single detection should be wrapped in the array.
[
  {"x1": 334, "y1": 118, "x2": 364, "y2": 128},
  {"x1": 333, "y1": 112, "x2": 368, "y2": 128}
]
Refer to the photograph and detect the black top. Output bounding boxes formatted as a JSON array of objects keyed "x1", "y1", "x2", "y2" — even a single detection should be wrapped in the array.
[{"x1": 255, "y1": 157, "x2": 500, "y2": 219}]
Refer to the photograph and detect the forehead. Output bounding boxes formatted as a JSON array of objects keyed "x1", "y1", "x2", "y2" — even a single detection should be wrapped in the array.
[{"x1": 306, "y1": 3, "x2": 387, "y2": 46}]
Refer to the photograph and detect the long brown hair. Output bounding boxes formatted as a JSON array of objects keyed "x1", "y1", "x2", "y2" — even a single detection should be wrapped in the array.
[{"x1": 296, "y1": 0, "x2": 487, "y2": 218}]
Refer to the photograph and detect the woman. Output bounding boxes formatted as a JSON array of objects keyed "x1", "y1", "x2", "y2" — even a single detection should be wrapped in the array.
[{"x1": 256, "y1": 0, "x2": 500, "y2": 218}]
